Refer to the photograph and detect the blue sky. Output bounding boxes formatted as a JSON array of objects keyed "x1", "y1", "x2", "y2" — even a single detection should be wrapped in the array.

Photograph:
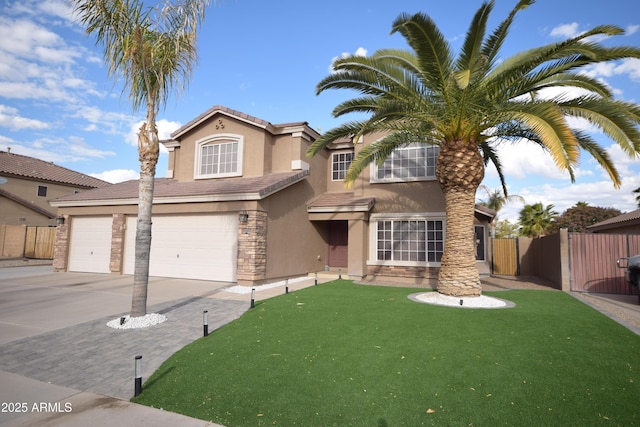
[{"x1": 1, "y1": 0, "x2": 639, "y2": 223}]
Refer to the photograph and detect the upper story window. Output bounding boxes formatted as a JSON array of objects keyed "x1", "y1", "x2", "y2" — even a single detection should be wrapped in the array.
[
  {"x1": 372, "y1": 143, "x2": 439, "y2": 183},
  {"x1": 37, "y1": 185, "x2": 47, "y2": 197},
  {"x1": 332, "y1": 151, "x2": 354, "y2": 181},
  {"x1": 195, "y1": 134, "x2": 243, "y2": 179}
]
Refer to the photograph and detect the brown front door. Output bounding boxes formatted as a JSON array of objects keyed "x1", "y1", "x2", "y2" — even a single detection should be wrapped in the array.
[{"x1": 328, "y1": 221, "x2": 348, "y2": 268}]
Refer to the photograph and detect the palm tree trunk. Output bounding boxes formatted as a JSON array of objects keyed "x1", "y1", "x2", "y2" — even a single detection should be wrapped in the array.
[
  {"x1": 435, "y1": 140, "x2": 485, "y2": 297},
  {"x1": 130, "y1": 115, "x2": 159, "y2": 318},
  {"x1": 438, "y1": 187, "x2": 482, "y2": 296}
]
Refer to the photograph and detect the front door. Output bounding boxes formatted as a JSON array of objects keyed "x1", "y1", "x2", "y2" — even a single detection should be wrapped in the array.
[{"x1": 327, "y1": 221, "x2": 348, "y2": 268}]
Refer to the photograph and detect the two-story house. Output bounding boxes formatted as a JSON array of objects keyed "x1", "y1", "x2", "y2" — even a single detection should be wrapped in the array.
[
  {"x1": 0, "y1": 149, "x2": 110, "y2": 227},
  {"x1": 51, "y1": 105, "x2": 494, "y2": 287}
]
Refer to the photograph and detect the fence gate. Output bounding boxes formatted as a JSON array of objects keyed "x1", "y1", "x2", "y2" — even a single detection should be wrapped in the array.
[
  {"x1": 569, "y1": 233, "x2": 640, "y2": 295},
  {"x1": 491, "y1": 238, "x2": 519, "y2": 276},
  {"x1": 24, "y1": 226, "x2": 56, "y2": 259}
]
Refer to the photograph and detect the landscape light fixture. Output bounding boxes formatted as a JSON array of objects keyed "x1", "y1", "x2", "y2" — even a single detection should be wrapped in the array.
[
  {"x1": 134, "y1": 355, "x2": 142, "y2": 397},
  {"x1": 250, "y1": 288, "x2": 255, "y2": 308},
  {"x1": 203, "y1": 310, "x2": 209, "y2": 337}
]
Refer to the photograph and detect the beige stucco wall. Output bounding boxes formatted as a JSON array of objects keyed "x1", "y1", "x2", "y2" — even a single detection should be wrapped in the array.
[
  {"x1": 170, "y1": 114, "x2": 272, "y2": 181},
  {"x1": 0, "y1": 198, "x2": 52, "y2": 227},
  {"x1": 0, "y1": 177, "x2": 92, "y2": 226}
]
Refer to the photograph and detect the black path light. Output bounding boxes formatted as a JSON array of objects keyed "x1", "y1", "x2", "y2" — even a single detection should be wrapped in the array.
[
  {"x1": 134, "y1": 355, "x2": 142, "y2": 397},
  {"x1": 203, "y1": 310, "x2": 208, "y2": 337},
  {"x1": 285, "y1": 279, "x2": 289, "y2": 294},
  {"x1": 250, "y1": 288, "x2": 255, "y2": 308}
]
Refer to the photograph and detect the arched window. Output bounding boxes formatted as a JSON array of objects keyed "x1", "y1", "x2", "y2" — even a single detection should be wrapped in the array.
[{"x1": 194, "y1": 134, "x2": 243, "y2": 179}]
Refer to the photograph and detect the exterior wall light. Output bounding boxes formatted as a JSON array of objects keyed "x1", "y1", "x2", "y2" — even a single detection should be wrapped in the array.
[
  {"x1": 239, "y1": 211, "x2": 249, "y2": 223},
  {"x1": 56, "y1": 215, "x2": 65, "y2": 225}
]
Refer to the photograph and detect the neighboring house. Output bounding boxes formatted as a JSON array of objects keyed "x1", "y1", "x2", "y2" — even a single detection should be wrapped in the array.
[
  {"x1": 51, "y1": 105, "x2": 494, "y2": 286},
  {"x1": 587, "y1": 208, "x2": 640, "y2": 234},
  {"x1": 0, "y1": 150, "x2": 110, "y2": 226}
]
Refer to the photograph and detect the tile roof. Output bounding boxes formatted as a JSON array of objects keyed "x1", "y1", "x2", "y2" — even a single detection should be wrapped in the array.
[
  {"x1": 307, "y1": 192, "x2": 375, "y2": 212},
  {"x1": 0, "y1": 151, "x2": 111, "y2": 189},
  {"x1": 170, "y1": 105, "x2": 315, "y2": 140},
  {"x1": 474, "y1": 204, "x2": 497, "y2": 219},
  {"x1": 587, "y1": 208, "x2": 640, "y2": 231},
  {"x1": 51, "y1": 170, "x2": 309, "y2": 206}
]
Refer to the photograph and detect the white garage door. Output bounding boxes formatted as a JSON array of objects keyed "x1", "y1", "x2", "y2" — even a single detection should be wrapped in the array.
[
  {"x1": 68, "y1": 216, "x2": 112, "y2": 274},
  {"x1": 123, "y1": 214, "x2": 238, "y2": 282}
]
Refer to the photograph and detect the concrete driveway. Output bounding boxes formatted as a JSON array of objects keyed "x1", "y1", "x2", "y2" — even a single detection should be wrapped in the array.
[
  {"x1": 0, "y1": 266, "x2": 239, "y2": 345},
  {"x1": 0, "y1": 266, "x2": 257, "y2": 426}
]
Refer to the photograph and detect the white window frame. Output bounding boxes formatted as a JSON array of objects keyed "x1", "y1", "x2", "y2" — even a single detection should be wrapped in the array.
[
  {"x1": 371, "y1": 143, "x2": 439, "y2": 183},
  {"x1": 331, "y1": 151, "x2": 354, "y2": 181},
  {"x1": 194, "y1": 134, "x2": 243, "y2": 179},
  {"x1": 368, "y1": 213, "x2": 445, "y2": 267}
]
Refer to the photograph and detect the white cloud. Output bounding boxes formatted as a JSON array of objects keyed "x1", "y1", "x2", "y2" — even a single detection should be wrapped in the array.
[
  {"x1": 499, "y1": 175, "x2": 640, "y2": 223},
  {"x1": 0, "y1": 105, "x2": 49, "y2": 130},
  {"x1": 485, "y1": 142, "x2": 640, "y2": 223},
  {"x1": 125, "y1": 119, "x2": 182, "y2": 150},
  {"x1": 485, "y1": 140, "x2": 578, "y2": 181},
  {"x1": 550, "y1": 22, "x2": 580, "y2": 38},
  {"x1": 329, "y1": 47, "x2": 368, "y2": 73},
  {"x1": 90, "y1": 169, "x2": 139, "y2": 184},
  {"x1": 583, "y1": 58, "x2": 640, "y2": 82},
  {"x1": 626, "y1": 24, "x2": 639, "y2": 36},
  {"x1": 0, "y1": 17, "x2": 79, "y2": 64}
]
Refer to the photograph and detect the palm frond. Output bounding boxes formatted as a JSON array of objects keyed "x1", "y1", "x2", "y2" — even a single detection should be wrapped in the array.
[
  {"x1": 305, "y1": 120, "x2": 369, "y2": 158},
  {"x1": 508, "y1": 101, "x2": 580, "y2": 178},
  {"x1": 559, "y1": 96, "x2": 640, "y2": 156},
  {"x1": 390, "y1": 12, "x2": 454, "y2": 98},
  {"x1": 480, "y1": 141, "x2": 509, "y2": 197},
  {"x1": 482, "y1": 0, "x2": 534, "y2": 67},
  {"x1": 455, "y1": 1, "x2": 493, "y2": 87},
  {"x1": 573, "y1": 130, "x2": 622, "y2": 187}
]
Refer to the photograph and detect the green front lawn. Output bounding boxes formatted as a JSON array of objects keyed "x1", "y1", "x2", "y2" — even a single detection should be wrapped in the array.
[{"x1": 133, "y1": 281, "x2": 640, "y2": 426}]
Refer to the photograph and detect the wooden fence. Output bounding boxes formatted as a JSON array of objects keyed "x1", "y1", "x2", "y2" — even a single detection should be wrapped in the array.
[
  {"x1": 569, "y1": 233, "x2": 640, "y2": 294},
  {"x1": 491, "y1": 238, "x2": 518, "y2": 275},
  {"x1": 25, "y1": 226, "x2": 56, "y2": 259},
  {"x1": 0, "y1": 224, "x2": 55, "y2": 259},
  {"x1": 491, "y1": 232, "x2": 640, "y2": 295}
]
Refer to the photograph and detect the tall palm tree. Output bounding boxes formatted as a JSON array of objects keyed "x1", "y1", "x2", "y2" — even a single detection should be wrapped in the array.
[
  {"x1": 633, "y1": 187, "x2": 640, "y2": 208},
  {"x1": 518, "y1": 202, "x2": 557, "y2": 238},
  {"x1": 307, "y1": 0, "x2": 640, "y2": 297},
  {"x1": 72, "y1": 0, "x2": 211, "y2": 317}
]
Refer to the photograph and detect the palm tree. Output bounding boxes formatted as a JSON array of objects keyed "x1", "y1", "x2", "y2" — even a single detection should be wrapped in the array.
[
  {"x1": 306, "y1": 0, "x2": 640, "y2": 297},
  {"x1": 633, "y1": 187, "x2": 640, "y2": 208},
  {"x1": 518, "y1": 203, "x2": 557, "y2": 238},
  {"x1": 72, "y1": 0, "x2": 211, "y2": 317},
  {"x1": 477, "y1": 185, "x2": 524, "y2": 237}
]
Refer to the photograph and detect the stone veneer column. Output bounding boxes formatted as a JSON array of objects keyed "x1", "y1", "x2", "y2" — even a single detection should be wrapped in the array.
[
  {"x1": 53, "y1": 215, "x2": 69, "y2": 271},
  {"x1": 110, "y1": 213, "x2": 125, "y2": 273},
  {"x1": 236, "y1": 210, "x2": 267, "y2": 284}
]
